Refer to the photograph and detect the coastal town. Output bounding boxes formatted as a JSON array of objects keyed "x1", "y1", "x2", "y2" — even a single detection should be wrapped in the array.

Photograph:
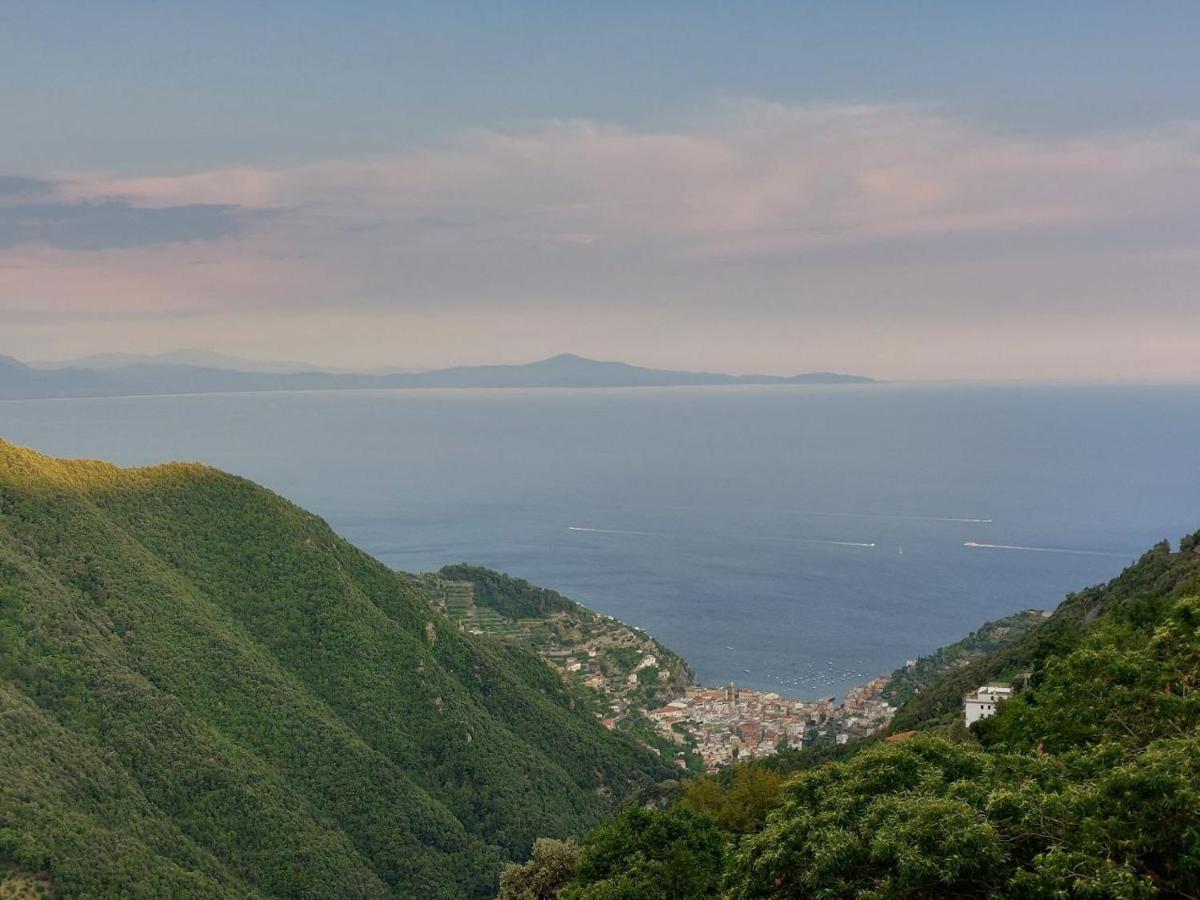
[
  {"x1": 431, "y1": 573, "x2": 905, "y2": 769},
  {"x1": 432, "y1": 572, "x2": 1043, "y2": 772},
  {"x1": 537, "y1": 620, "x2": 901, "y2": 770},
  {"x1": 642, "y1": 675, "x2": 898, "y2": 770}
]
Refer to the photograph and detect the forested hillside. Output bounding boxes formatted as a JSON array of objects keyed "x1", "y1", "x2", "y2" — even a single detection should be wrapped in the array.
[
  {"x1": 508, "y1": 533, "x2": 1200, "y2": 899},
  {"x1": 888, "y1": 536, "x2": 1200, "y2": 732},
  {"x1": 879, "y1": 608, "x2": 1048, "y2": 709},
  {"x1": 0, "y1": 440, "x2": 673, "y2": 898},
  {"x1": 435, "y1": 564, "x2": 693, "y2": 698}
]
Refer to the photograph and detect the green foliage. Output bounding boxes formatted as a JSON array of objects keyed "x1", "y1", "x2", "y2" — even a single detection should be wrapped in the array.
[
  {"x1": 499, "y1": 838, "x2": 581, "y2": 900},
  {"x1": 635, "y1": 665, "x2": 659, "y2": 686},
  {"x1": 0, "y1": 440, "x2": 673, "y2": 898},
  {"x1": 755, "y1": 731, "x2": 879, "y2": 779},
  {"x1": 436, "y1": 563, "x2": 693, "y2": 702},
  {"x1": 681, "y1": 765, "x2": 786, "y2": 835},
  {"x1": 563, "y1": 535, "x2": 1200, "y2": 899},
  {"x1": 438, "y1": 565, "x2": 577, "y2": 620},
  {"x1": 889, "y1": 536, "x2": 1200, "y2": 732},
  {"x1": 561, "y1": 805, "x2": 724, "y2": 900},
  {"x1": 603, "y1": 646, "x2": 640, "y2": 671},
  {"x1": 730, "y1": 729, "x2": 1200, "y2": 898},
  {"x1": 880, "y1": 609, "x2": 1047, "y2": 707},
  {"x1": 978, "y1": 593, "x2": 1200, "y2": 753},
  {"x1": 730, "y1": 736, "x2": 1003, "y2": 898},
  {"x1": 0, "y1": 861, "x2": 55, "y2": 900}
]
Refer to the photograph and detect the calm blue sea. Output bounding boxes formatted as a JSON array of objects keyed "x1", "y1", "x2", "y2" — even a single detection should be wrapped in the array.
[{"x1": 3, "y1": 383, "x2": 1197, "y2": 699}]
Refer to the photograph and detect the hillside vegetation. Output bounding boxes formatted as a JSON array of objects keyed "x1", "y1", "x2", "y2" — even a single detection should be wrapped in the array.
[
  {"x1": 879, "y1": 608, "x2": 1048, "y2": 709},
  {"x1": 888, "y1": 536, "x2": 1200, "y2": 732},
  {"x1": 0, "y1": 439, "x2": 673, "y2": 898},
  {"x1": 435, "y1": 565, "x2": 692, "y2": 695},
  {"x1": 433, "y1": 565, "x2": 699, "y2": 768},
  {"x1": 509, "y1": 533, "x2": 1200, "y2": 899}
]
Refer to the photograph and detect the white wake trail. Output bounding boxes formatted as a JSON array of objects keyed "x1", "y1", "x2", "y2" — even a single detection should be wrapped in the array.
[
  {"x1": 791, "y1": 538, "x2": 877, "y2": 548},
  {"x1": 963, "y1": 541, "x2": 1128, "y2": 558},
  {"x1": 567, "y1": 526, "x2": 664, "y2": 537}
]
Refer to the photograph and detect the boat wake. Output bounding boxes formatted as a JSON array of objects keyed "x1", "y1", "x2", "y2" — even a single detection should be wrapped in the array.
[
  {"x1": 792, "y1": 538, "x2": 876, "y2": 548},
  {"x1": 963, "y1": 541, "x2": 1127, "y2": 558},
  {"x1": 567, "y1": 526, "x2": 663, "y2": 537}
]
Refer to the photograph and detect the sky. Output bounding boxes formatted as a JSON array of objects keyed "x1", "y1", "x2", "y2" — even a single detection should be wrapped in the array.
[{"x1": 2, "y1": 2, "x2": 1199, "y2": 380}]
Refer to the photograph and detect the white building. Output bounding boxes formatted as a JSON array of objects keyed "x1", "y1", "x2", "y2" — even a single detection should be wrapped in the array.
[{"x1": 964, "y1": 683, "x2": 1013, "y2": 726}]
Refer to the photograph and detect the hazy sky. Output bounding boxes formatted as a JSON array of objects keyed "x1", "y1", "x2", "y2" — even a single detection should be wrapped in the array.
[{"x1": 3, "y1": 2, "x2": 1199, "y2": 379}]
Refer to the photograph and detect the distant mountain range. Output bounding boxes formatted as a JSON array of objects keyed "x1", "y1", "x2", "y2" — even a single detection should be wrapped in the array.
[
  {"x1": 29, "y1": 349, "x2": 336, "y2": 374},
  {"x1": 0, "y1": 351, "x2": 874, "y2": 400}
]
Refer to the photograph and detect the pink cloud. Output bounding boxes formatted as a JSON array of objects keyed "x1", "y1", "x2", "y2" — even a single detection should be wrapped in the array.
[{"x1": 5, "y1": 101, "x2": 1199, "y2": 324}]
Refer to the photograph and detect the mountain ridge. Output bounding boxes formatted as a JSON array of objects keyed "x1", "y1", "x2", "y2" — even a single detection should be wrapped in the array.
[
  {"x1": 0, "y1": 352, "x2": 875, "y2": 400},
  {"x1": 31, "y1": 349, "x2": 334, "y2": 374},
  {"x1": 0, "y1": 438, "x2": 674, "y2": 897}
]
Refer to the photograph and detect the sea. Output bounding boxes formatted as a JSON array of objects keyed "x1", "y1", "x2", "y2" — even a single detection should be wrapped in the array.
[{"x1": 3, "y1": 382, "x2": 1197, "y2": 700}]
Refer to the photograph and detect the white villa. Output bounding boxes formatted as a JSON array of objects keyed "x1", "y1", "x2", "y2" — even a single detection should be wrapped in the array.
[{"x1": 964, "y1": 683, "x2": 1013, "y2": 726}]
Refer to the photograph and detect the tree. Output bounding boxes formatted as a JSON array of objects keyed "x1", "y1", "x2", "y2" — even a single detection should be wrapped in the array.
[
  {"x1": 561, "y1": 805, "x2": 724, "y2": 900},
  {"x1": 681, "y1": 765, "x2": 785, "y2": 835},
  {"x1": 499, "y1": 838, "x2": 580, "y2": 900}
]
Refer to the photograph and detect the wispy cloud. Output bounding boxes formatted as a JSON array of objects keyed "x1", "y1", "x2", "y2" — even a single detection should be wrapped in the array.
[
  {"x1": 0, "y1": 175, "x2": 56, "y2": 198},
  {"x1": 0, "y1": 197, "x2": 263, "y2": 251},
  {"x1": 69, "y1": 101, "x2": 1200, "y2": 263},
  {"x1": 532, "y1": 101, "x2": 1198, "y2": 257},
  {"x1": 0, "y1": 169, "x2": 272, "y2": 254},
  {"x1": 2, "y1": 101, "x2": 1199, "y2": 378}
]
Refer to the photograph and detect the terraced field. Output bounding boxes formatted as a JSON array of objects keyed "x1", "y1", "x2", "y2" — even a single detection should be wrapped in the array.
[{"x1": 435, "y1": 580, "x2": 528, "y2": 639}]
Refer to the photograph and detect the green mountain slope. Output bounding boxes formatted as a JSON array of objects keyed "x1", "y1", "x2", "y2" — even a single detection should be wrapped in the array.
[
  {"x1": 0, "y1": 440, "x2": 672, "y2": 898},
  {"x1": 888, "y1": 536, "x2": 1200, "y2": 732},
  {"x1": 879, "y1": 608, "x2": 1049, "y2": 709},
  {"x1": 434, "y1": 564, "x2": 693, "y2": 695}
]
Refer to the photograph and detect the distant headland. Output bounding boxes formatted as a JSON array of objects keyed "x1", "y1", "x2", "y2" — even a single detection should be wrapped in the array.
[{"x1": 0, "y1": 351, "x2": 875, "y2": 400}]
